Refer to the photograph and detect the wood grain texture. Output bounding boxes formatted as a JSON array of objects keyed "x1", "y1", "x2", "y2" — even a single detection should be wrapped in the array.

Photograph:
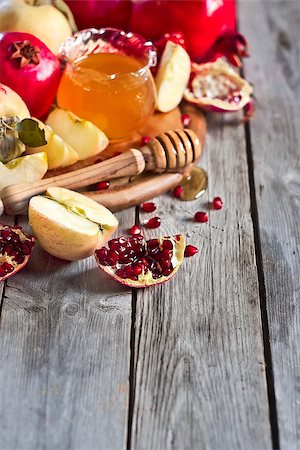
[
  {"x1": 239, "y1": 1, "x2": 300, "y2": 448},
  {"x1": 129, "y1": 112, "x2": 272, "y2": 450},
  {"x1": 0, "y1": 212, "x2": 133, "y2": 450}
]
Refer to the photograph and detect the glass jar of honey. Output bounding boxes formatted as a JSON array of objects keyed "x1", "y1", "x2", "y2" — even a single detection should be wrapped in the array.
[{"x1": 58, "y1": 28, "x2": 157, "y2": 141}]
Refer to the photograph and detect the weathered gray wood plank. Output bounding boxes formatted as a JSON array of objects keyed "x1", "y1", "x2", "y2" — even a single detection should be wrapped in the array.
[
  {"x1": 240, "y1": 1, "x2": 300, "y2": 449},
  {"x1": 0, "y1": 212, "x2": 133, "y2": 450},
  {"x1": 130, "y1": 112, "x2": 272, "y2": 450}
]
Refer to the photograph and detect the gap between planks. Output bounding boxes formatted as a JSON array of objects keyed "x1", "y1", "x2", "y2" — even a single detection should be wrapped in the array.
[{"x1": 244, "y1": 119, "x2": 280, "y2": 450}]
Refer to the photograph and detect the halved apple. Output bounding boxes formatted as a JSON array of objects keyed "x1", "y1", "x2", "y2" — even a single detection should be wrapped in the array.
[
  {"x1": 29, "y1": 187, "x2": 118, "y2": 261},
  {"x1": 26, "y1": 118, "x2": 79, "y2": 170},
  {"x1": 0, "y1": 152, "x2": 48, "y2": 192},
  {"x1": 46, "y1": 108, "x2": 109, "y2": 160},
  {"x1": 0, "y1": 83, "x2": 30, "y2": 119},
  {"x1": 155, "y1": 41, "x2": 191, "y2": 113}
]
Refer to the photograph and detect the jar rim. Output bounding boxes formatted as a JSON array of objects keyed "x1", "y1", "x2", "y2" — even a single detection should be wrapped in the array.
[{"x1": 59, "y1": 27, "x2": 157, "y2": 78}]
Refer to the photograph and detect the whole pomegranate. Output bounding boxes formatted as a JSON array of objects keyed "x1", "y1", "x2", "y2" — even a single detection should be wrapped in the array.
[
  {"x1": 64, "y1": 0, "x2": 131, "y2": 31},
  {"x1": 0, "y1": 32, "x2": 62, "y2": 119},
  {"x1": 65, "y1": 0, "x2": 236, "y2": 61}
]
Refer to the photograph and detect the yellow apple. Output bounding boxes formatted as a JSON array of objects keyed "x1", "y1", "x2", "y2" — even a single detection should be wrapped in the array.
[
  {"x1": 0, "y1": 0, "x2": 73, "y2": 54},
  {"x1": 46, "y1": 108, "x2": 109, "y2": 160},
  {"x1": 155, "y1": 41, "x2": 191, "y2": 113},
  {"x1": 0, "y1": 83, "x2": 30, "y2": 119},
  {"x1": 0, "y1": 152, "x2": 48, "y2": 191},
  {"x1": 29, "y1": 187, "x2": 118, "y2": 261},
  {"x1": 26, "y1": 118, "x2": 79, "y2": 170}
]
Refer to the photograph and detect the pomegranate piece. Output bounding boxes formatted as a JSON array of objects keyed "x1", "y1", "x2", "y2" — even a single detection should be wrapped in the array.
[
  {"x1": 194, "y1": 211, "x2": 208, "y2": 223},
  {"x1": 213, "y1": 197, "x2": 223, "y2": 210},
  {"x1": 95, "y1": 234, "x2": 186, "y2": 288},
  {"x1": 181, "y1": 113, "x2": 191, "y2": 127},
  {"x1": 141, "y1": 135, "x2": 151, "y2": 146},
  {"x1": 184, "y1": 60, "x2": 253, "y2": 112},
  {"x1": 145, "y1": 217, "x2": 161, "y2": 229},
  {"x1": 184, "y1": 245, "x2": 199, "y2": 257},
  {"x1": 0, "y1": 223, "x2": 35, "y2": 282},
  {"x1": 130, "y1": 225, "x2": 142, "y2": 236},
  {"x1": 96, "y1": 180, "x2": 110, "y2": 190},
  {"x1": 141, "y1": 202, "x2": 156, "y2": 213},
  {"x1": 200, "y1": 31, "x2": 249, "y2": 68},
  {"x1": 173, "y1": 185, "x2": 183, "y2": 199}
]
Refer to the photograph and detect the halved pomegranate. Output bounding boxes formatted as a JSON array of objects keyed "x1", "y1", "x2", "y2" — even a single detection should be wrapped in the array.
[
  {"x1": 95, "y1": 234, "x2": 185, "y2": 288},
  {"x1": 184, "y1": 60, "x2": 253, "y2": 112},
  {"x1": 0, "y1": 223, "x2": 35, "y2": 282}
]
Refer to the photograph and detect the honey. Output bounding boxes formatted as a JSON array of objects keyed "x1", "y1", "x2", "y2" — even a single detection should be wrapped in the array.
[{"x1": 57, "y1": 53, "x2": 156, "y2": 141}]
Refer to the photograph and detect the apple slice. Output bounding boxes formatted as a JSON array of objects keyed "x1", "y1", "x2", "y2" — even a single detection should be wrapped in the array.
[
  {"x1": 46, "y1": 108, "x2": 109, "y2": 161},
  {"x1": 155, "y1": 41, "x2": 191, "y2": 113},
  {"x1": 29, "y1": 187, "x2": 118, "y2": 261},
  {"x1": 0, "y1": 152, "x2": 48, "y2": 192},
  {"x1": 26, "y1": 118, "x2": 79, "y2": 170},
  {"x1": 0, "y1": 83, "x2": 30, "y2": 119}
]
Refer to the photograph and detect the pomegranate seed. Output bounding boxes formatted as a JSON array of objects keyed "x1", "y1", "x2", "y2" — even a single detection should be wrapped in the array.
[
  {"x1": 2, "y1": 262, "x2": 14, "y2": 273},
  {"x1": 14, "y1": 254, "x2": 25, "y2": 264},
  {"x1": 157, "y1": 249, "x2": 172, "y2": 262},
  {"x1": 96, "y1": 248, "x2": 108, "y2": 262},
  {"x1": 145, "y1": 217, "x2": 161, "y2": 229},
  {"x1": 21, "y1": 244, "x2": 32, "y2": 255},
  {"x1": 96, "y1": 180, "x2": 110, "y2": 190},
  {"x1": 194, "y1": 211, "x2": 208, "y2": 223},
  {"x1": 0, "y1": 265, "x2": 6, "y2": 277},
  {"x1": 141, "y1": 202, "x2": 156, "y2": 213},
  {"x1": 162, "y1": 267, "x2": 173, "y2": 276},
  {"x1": 116, "y1": 269, "x2": 127, "y2": 279},
  {"x1": 147, "y1": 239, "x2": 159, "y2": 249},
  {"x1": 125, "y1": 266, "x2": 134, "y2": 277},
  {"x1": 106, "y1": 250, "x2": 119, "y2": 266},
  {"x1": 133, "y1": 264, "x2": 143, "y2": 276},
  {"x1": 140, "y1": 257, "x2": 149, "y2": 267},
  {"x1": 173, "y1": 185, "x2": 183, "y2": 199},
  {"x1": 109, "y1": 239, "x2": 121, "y2": 251},
  {"x1": 181, "y1": 113, "x2": 191, "y2": 127},
  {"x1": 184, "y1": 245, "x2": 199, "y2": 257},
  {"x1": 141, "y1": 135, "x2": 151, "y2": 146},
  {"x1": 162, "y1": 239, "x2": 173, "y2": 250},
  {"x1": 213, "y1": 197, "x2": 223, "y2": 210},
  {"x1": 130, "y1": 225, "x2": 142, "y2": 236}
]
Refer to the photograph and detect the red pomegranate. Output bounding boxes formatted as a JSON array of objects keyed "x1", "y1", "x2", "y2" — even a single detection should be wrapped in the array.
[{"x1": 0, "y1": 32, "x2": 62, "y2": 119}]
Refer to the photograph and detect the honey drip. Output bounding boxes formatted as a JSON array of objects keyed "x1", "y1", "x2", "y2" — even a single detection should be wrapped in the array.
[{"x1": 180, "y1": 167, "x2": 208, "y2": 201}]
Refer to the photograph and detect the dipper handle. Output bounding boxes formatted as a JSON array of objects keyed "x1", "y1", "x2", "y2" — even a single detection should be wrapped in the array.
[
  {"x1": 0, "y1": 128, "x2": 202, "y2": 217},
  {"x1": 0, "y1": 149, "x2": 145, "y2": 216}
]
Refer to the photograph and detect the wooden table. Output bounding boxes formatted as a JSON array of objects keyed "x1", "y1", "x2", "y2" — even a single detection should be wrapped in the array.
[{"x1": 0, "y1": 1, "x2": 299, "y2": 449}]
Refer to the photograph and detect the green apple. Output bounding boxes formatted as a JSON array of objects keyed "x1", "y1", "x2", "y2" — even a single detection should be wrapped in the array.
[
  {"x1": 29, "y1": 187, "x2": 118, "y2": 261},
  {"x1": 46, "y1": 108, "x2": 109, "y2": 160},
  {"x1": 155, "y1": 41, "x2": 191, "y2": 113},
  {"x1": 0, "y1": 152, "x2": 48, "y2": 191},
  {"x1": 26, "y1": 118, "x2": 79, "y2": 170},
  {"x1": 0, "y1": 83, "x2": 30, "y2": 119},
  {"x1": 0, "y1": 0, "x2": 73, "y2": 54}
]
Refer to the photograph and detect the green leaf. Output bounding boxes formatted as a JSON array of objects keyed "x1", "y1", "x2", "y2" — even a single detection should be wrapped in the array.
[{"x1": 16, "y1": 118, "x2": 47, "y2": 147}]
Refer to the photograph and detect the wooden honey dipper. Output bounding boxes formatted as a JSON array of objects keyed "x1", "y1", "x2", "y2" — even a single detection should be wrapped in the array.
[{"x1": 0, "y1": 129, "x2": 202, "y2": 216}]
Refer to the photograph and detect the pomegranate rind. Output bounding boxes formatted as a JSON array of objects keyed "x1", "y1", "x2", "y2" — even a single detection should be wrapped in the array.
[
  {"x1": 184, "y1": 60, "x2": 253, "y2": 112},
  {"x1": 0, "y1": 224, "x2": 35, "y2": 282},
  {"x1": 95, "y1": 235, "x2": 185, "y2": 288}
]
